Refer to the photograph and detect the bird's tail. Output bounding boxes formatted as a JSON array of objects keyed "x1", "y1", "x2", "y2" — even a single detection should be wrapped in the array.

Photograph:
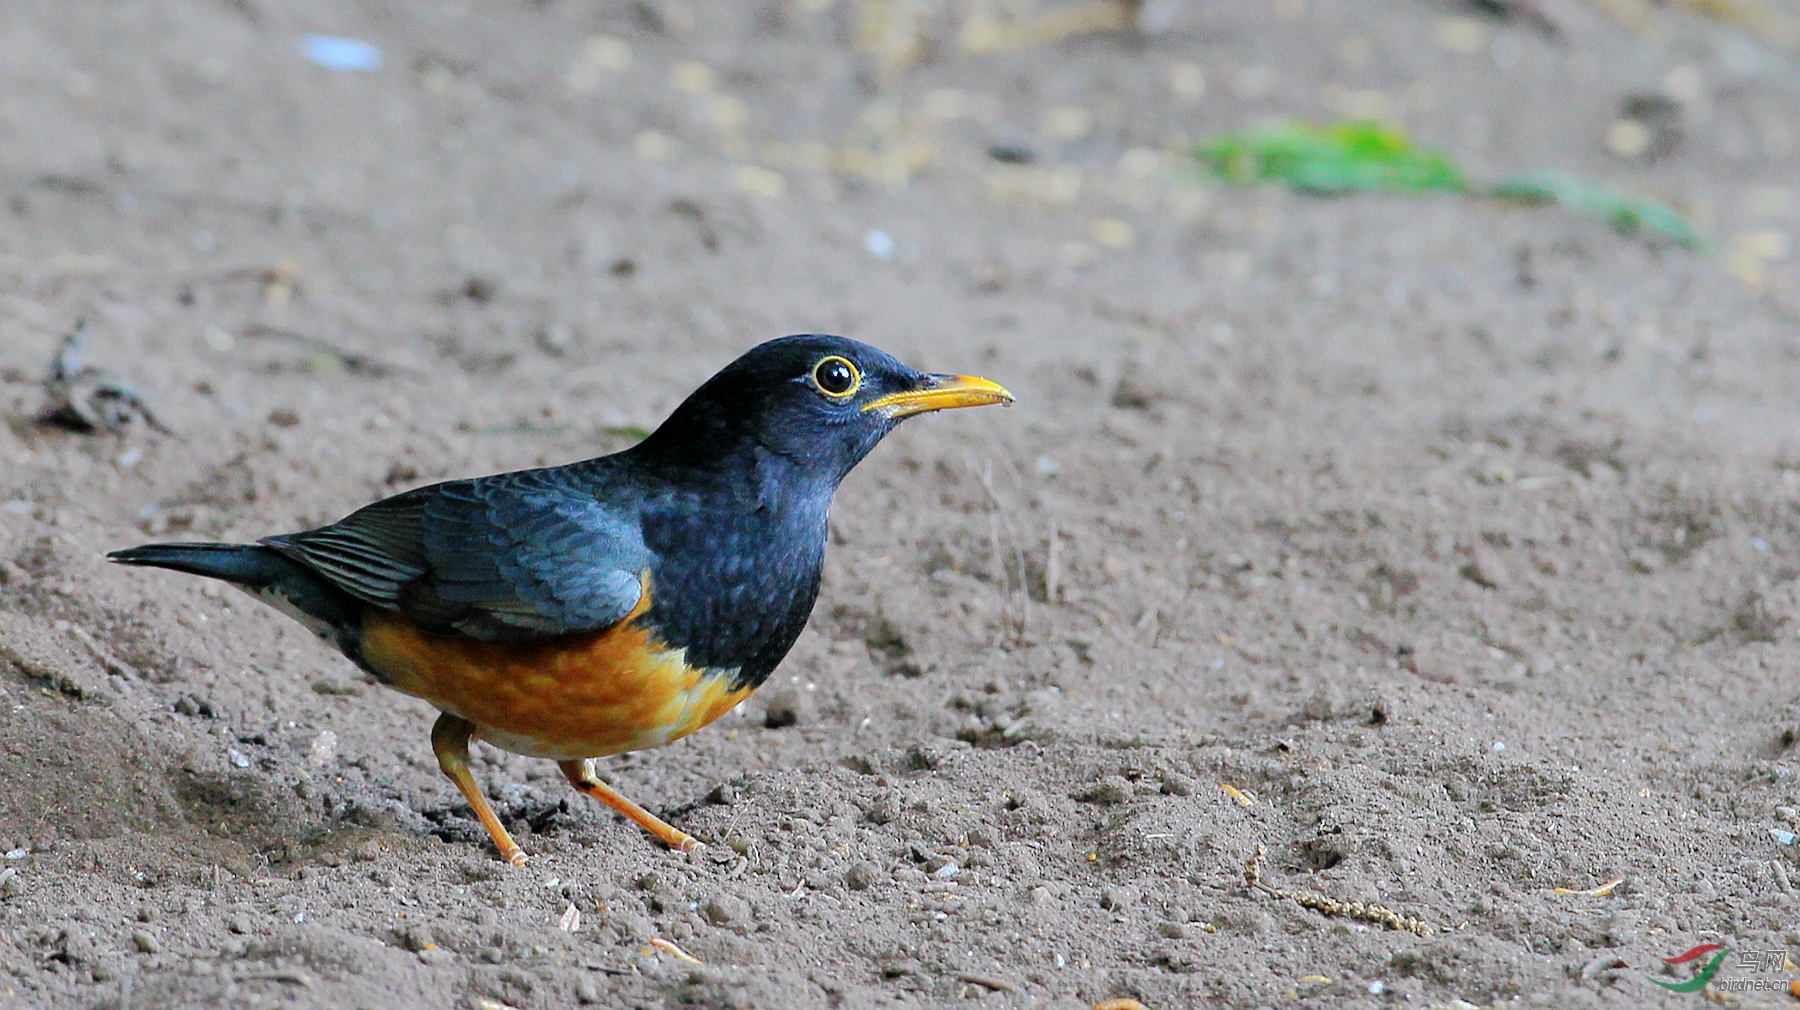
[
  {"x1": 109, "y1": 542, "x2": 283, "y2": 583},
  {"x1": 108, "y1": 541, "x2": 360, "y2": 635}
]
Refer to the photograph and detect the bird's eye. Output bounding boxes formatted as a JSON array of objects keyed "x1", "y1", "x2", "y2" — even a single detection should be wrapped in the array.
[{"x1": 811, "y1": 356, "x2": 861, "y2": 399}]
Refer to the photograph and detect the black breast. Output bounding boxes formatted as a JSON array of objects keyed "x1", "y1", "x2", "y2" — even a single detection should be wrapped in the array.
[{"x1": 634, "y1": 457, "x2": 833, "y2": 691}]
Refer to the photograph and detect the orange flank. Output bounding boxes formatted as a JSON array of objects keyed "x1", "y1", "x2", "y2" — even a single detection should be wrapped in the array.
[{"x1": 358, "y1": 578, "x2": 752, "y2": 761}]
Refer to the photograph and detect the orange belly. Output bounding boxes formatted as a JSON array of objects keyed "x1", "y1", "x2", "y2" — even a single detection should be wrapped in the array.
[{"x1": 356, "y1": 590, "x2": 752, "y2": 760}]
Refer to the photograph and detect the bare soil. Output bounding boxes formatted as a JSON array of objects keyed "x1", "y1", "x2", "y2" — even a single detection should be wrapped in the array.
[{"x1": 3, "y1": 1, "x2": 1799, "y2": 1007}]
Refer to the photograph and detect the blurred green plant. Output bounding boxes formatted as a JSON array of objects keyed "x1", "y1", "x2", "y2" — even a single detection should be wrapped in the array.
[
  {"x1": 1198, "y1": 121, "x2": 1702, "y2": 249},
  {"x1": 1487, "y1": 170, "x2": 1702, "y2": 249},
  {"x1": 1199, "y1": 121, "x2": 1468, "y2": 195}
]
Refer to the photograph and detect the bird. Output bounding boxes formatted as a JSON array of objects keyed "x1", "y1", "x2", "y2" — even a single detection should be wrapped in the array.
[{"x1": 109, "y1": 335, "x2": 1012, "y2": 865}]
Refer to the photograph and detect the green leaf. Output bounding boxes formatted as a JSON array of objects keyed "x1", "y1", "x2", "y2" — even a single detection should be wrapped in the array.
[
  {"x1": 1488, "y1": 170, "x2": 1703, "y2": 249},
  {"x1": 1198, "y1": 121, "x2": 1469, "y2": 195},
  {"x1": 1194, "y1": 120, "x2": 1706, "y2": 252}
]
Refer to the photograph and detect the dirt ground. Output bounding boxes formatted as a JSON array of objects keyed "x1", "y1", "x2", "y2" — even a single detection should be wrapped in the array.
[{"x1": 3, "y1": 1, "x2": 1800, "y2": 1007}]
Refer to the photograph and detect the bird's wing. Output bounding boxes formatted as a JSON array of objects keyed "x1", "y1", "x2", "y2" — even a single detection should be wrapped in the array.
[{"x1": 262, "y1": 467, "x2": 649, "y2": 641}]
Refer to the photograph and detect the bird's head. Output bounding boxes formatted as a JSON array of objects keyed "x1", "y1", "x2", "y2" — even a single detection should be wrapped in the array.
[{"x1": 636, "y1": 334, "x2": 1012, "y2": 483}]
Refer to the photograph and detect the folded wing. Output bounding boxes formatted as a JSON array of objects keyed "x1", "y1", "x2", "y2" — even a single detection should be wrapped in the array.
[{"x1": 262, "y1": 466, "x2": 649, "y2": 641}]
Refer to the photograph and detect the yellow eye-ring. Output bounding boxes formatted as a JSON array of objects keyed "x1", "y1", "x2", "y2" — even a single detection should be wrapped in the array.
[{"x1": 811, "y1": 356, "x2": 861, "y2": 399}]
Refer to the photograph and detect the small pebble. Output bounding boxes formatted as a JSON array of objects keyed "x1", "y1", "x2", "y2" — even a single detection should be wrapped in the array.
[
  {"x1": 300, "y1": 34, "x2": 384, "y2": 73},
  {"x1": 1100, "y1": 885, "x2": 1138, "y2": 911},
  {"x1": 1159, "y1": 773, "x2": 1196, "y2": 797},
  {"x1": 844, "y1": 862, "x2": 878, "y2": 891},
  {"x1": 1604, "y1": 118, "x2": 1651, "y2": 159},
  {"x1": 704, "y1": 891, "x2": 750, "y2": 925},
  {"x1": 1039, "y1": 105, "x2": 1093, "y2": 140},
  {"x1": 308, "y1": 730, "x2": 338, "y2": 766},
  {"x1": 1076, "y1": 777, "x2": 1132, "y2": 805},
  {"x1": 760, "y1": 685, "x2": 807, "y2": 728},
  {"x1": 131, "y1": 929, "x2": 160, "y2": 954}
]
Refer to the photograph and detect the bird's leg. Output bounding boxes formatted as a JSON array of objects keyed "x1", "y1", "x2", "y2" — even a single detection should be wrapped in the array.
[
  {"x1": 558, "y1": 758, "x2": 700, "y2": 852},
  {"x1": 430, "y1": 713, "x2": 528, "y2": 867}
]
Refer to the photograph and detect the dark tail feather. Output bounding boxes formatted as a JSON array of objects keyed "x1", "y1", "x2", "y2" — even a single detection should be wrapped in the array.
[
  {"x1": 108, "y1": 541, "x2": 360, "y2": 632},
  {"x1": 109, "y1": 542, "x2": 283, "y2": 584}
]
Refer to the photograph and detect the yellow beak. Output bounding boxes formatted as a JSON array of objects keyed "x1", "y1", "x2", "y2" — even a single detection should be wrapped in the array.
[{"x1": 861, "y1": 373, "x2": 1015, "y2": 420}]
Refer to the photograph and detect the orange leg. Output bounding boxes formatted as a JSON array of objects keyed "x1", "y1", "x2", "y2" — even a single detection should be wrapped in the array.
[
  {"x1": 559, "y1": 758, "x2": 700, "y2": 852},
  {"x1": 430, "y1": 713, "x2": 528, "y2": 867}
]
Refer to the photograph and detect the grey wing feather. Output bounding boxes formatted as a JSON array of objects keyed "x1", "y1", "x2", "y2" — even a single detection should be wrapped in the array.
[{"x1": 264, "y1": 468, "x2": 648, "y2": 641}]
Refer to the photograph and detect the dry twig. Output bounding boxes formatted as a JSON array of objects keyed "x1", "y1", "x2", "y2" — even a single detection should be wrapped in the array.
[
  {"x1": 37, "y1": 319, "x2": 171, "y2": 435},
  {"x1": 1244, "y1": 844, "x2": 1432, "y2": 936},
  {"x1": 968, "y1": 457, "x2": 1031, "y2": 643},
  {"x1": 955, "y1": 972, "x2": 1020, "y2": 993},
  {"x1": 239, "y1": 323, "x2": 409, "y2": 377}
]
